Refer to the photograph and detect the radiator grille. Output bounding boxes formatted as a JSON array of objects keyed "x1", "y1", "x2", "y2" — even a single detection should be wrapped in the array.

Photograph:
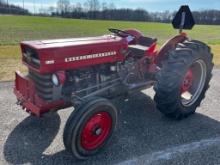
[
  {"x1": 23, "y1": 47, "x2": 40, "y2": 68},
  {"x1": 28, "y1": 70, "x2": 53, "y2": 101}
]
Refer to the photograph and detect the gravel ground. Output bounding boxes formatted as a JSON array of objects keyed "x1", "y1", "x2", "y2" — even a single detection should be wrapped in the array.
[{"x1": 1, "y1": 69, "x2": 220, "y2": 165}]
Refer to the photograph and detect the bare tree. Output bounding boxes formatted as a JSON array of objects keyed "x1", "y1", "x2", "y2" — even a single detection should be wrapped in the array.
[
  {"x1": 48, "y1": 6, "x2": 56, "y2": 14},
  {"x1": 85, "y1": 0, "x2": 100, "y2": 12},
  {"x1": 75, "y1": 2, "x2": 83, "y2": 12},
  {"x1": 57, "y1": 0, "x2": 70, "y2": 14},
  {"x1": 0, "y1": 0, "x2": 5, "y2": 4},
  {"x1": 108, "y1": 2, "x2": 116, "y2": 10},
  {"x1": 101, "y1": 2, "x2": 108, "y2": 11}
]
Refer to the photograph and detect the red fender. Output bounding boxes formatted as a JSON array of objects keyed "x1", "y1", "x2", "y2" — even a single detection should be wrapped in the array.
[{"x1": 156, "y1": 33, "x2": 188, "y2": 65}]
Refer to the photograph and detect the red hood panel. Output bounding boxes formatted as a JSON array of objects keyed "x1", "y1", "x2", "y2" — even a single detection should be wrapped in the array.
[
  {"x1": 20, "y1": 35, "x2": 128, "y2": 73},
  {"x1": 21, "y1": 35, "x2": 123, "y2": 49}
]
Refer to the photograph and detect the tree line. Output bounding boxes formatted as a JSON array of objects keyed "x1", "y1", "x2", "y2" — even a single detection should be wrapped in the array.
[
  {"x1": 0, "y1": 0, "x2": 28, "y2": 15},
  {"x1": 0, "y1": 0, "x2": 220, "y2": 25},
  {"x1": 51, "y1": 0, "x2": 220, "y2": 25}
]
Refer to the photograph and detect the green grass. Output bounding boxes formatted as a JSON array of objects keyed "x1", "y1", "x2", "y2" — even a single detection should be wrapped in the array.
[
  {"x1": 1, "y1": 15, "x2": 220, "y2": 45},
  {"x1": 0, "y1": 15, "x2": 220, "y2": 81}
]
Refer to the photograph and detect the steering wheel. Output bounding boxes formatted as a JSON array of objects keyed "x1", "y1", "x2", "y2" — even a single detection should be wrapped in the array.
[{"x1": 108, "y1": 28, "x2": 134, "y2": 38}]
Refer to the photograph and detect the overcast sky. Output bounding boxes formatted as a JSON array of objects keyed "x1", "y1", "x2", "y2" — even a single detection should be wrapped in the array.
[{"x1": 9, "y1": 0, "x2": 220, "y2": 13}]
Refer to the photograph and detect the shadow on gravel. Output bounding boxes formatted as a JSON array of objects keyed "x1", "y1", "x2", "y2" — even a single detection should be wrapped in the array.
[
  {"x1": 3, "y1": 92, "x2": 220, "y2": 165},
  {"x1": 3, "y1": 113, "x2": 61, "y2": 165}
]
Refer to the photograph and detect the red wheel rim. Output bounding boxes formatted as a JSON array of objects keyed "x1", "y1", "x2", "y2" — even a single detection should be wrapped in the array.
[
  {"x1": 180, "y1": 60, "x2": 207, "y2": 107},
  {"x1": 181, "y1": 69, "x2": 193, "y2": 93},
  {"x1": 81, "y1": 112, "x2": 112, "y2": 150}
]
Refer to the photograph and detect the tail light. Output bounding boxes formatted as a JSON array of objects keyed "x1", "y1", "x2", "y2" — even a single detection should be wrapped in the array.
[{"x1": 147, "y1": 43, "x2": 157, "y2": 56}]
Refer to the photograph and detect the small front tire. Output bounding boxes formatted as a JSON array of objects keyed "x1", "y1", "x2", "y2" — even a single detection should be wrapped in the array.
[{"x1": 63, "y1": 98, "x2": 117, "y2": 159}]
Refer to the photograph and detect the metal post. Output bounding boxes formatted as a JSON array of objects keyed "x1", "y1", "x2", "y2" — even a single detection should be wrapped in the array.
[{"x1": 179, "y1": 12, "x2": 186, "y2": 34}]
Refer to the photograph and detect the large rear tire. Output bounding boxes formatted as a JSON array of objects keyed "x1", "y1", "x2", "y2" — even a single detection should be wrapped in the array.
[
  {"x1": 154, "y1": 40, "x2": 214, "y2": 119},
  {"x1": 63, "y1": 98, "x2": 117, "y2": 159}
]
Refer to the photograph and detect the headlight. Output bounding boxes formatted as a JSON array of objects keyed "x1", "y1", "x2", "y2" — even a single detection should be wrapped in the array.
[
  {"x1": 52, "y1": 71, "x2": 66, "y2": 86},
  {"x1": 52, "y1": 74, "x2": 59, "y2": 86}
]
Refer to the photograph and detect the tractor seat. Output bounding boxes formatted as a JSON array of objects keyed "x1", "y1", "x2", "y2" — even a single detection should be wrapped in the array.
[
  {"x1": 138, "y1": 36, "x2": 157, "y2": 47},
  {"x1": 128, "y1": 44, "x2": 149, "y2": 57},
  {"x1": 128, "y1": 37, "x2": 157, "y2": 57}
]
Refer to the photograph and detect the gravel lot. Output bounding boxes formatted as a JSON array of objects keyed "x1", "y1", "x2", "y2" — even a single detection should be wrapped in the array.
[{"x1": 1, "y1": 69, "x2": 220, "y2": 165}]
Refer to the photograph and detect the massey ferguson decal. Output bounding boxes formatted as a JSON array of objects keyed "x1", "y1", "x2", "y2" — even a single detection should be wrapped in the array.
[{"x1": 65, "y1": 51, "x2": 117, "y2": 62}]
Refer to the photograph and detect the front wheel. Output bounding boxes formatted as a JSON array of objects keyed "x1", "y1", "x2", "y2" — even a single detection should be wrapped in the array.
[
  {"x1": 63, "y1": 98, "x2": 117, "y2": 159},
  {"x1": 154, "y1": 40, "x2": 214, "y2": 119}
]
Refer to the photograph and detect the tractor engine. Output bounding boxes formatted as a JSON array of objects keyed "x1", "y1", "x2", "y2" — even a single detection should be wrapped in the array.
[
  {"x1": 28, "y1": 56, "x2": 148, "y2": 105},
  {"x1": 62, "y1": 63, "x2": 120, "y2": 101}
]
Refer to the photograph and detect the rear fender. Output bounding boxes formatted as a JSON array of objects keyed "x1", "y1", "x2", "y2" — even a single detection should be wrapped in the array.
[{"x1": 156, "y1": 33, "x2": 188, "y2": 66}]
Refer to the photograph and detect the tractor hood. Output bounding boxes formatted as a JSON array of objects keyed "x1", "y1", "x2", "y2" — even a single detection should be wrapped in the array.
[
  {"x1": 21, "y1": 35, "x2": 125, "y2": 49},
  {"x1": 20, "y1": 35, "x2": 128, "y2": 73}
]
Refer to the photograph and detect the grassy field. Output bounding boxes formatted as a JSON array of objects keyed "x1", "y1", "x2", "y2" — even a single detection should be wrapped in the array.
[{"x1": 0, "y1": 15, "x2": 220, "y2": 81}]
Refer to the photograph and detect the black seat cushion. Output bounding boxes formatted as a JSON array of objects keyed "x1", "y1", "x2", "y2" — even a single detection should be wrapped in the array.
[{"x1": 138, "y1": 37, "x2": 157, "y2": 47}]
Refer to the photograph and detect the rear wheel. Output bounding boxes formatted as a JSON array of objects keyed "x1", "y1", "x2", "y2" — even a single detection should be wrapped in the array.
[
  {"x1": 63, "y1": 98, "x2": 117, "y2": 159},
  {"x1": 154, "y1": 40, "x2": 213, "y2": 119}
]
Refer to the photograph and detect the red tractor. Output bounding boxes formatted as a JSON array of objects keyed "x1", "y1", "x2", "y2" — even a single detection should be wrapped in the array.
[{"x1": 14, "y1": 6, "x2": 213, "y2": 159}]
